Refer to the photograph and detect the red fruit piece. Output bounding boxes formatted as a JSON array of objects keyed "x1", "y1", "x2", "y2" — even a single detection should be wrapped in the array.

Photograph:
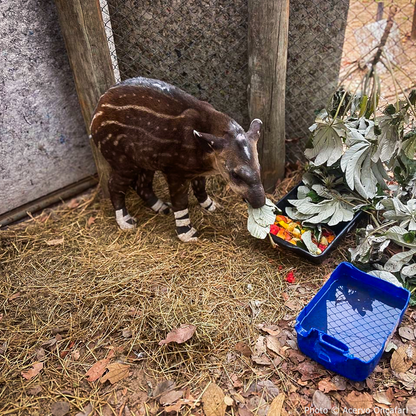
[
  {"x1": 318, "y1": 244, "x2": 327, "y2": 252},
  {"x1": 270, "y1": 224, "x2": 279, "y2": 235},
  {"x1": 286, "y1": 270, "x2": 295, "y2": 283}
]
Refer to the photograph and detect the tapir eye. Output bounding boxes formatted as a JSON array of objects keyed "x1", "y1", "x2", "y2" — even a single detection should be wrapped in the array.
[{"x1": 231, "y1": 171, "x2": 242, "y2": 182}]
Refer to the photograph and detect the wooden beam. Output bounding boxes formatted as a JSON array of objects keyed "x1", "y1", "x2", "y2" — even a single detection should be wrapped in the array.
[
  {"x1": 54, "y1": 0, "x2": 115, "y2": 197},
  {"x1": 248, "y1": 0, "x2": 289, "y2": 192},
  {"x1": 412, "y1": 0, "x2": 416, "y2": 40}
]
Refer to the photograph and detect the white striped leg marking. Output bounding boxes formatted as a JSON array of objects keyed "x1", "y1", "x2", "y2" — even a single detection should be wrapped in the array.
[
  {"x1": 174, "y1": 209, "x2": 189, "y2": 219},
  {"x1": 150, "y1": 198, "x2": 170, "y2": 213},
  {"x1": 176, "y1": 218, "x2": 191, "y2": 227},
  {"x1": 115, "y1": 209, "x2": 136, "y2": 230},
  {"x1": 200, "y1": 197, "x2": 217, "y2": 212},
  {"x1": 177, "y1": 227, "x2": 198, "y2": 243}
]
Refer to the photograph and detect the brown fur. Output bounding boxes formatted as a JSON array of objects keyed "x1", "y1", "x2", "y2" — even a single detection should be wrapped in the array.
[{"x1": 91, "y1": 77, "x2": 265, "y2": 240}]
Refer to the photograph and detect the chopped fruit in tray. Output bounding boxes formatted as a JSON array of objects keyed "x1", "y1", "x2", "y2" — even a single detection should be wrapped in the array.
[{"x1": 270, "y1": 214, "x2": 335, "y2": 254}]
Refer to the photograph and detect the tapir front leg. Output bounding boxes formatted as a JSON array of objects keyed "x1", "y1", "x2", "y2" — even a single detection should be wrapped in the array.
[
  {"x1": 191, "y1": 177, "x2": 218, "y2": 212},
  {"x1": 108, "y1": 171, "x2": 137, "y2": 230},
  {"x1": 167, "y1": 174, "x2": 198, "y2": 243}
]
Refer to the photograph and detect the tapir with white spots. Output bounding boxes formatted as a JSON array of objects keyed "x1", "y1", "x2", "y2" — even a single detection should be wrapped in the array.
[{"x1": 91, "y1": 77, "x2": 266, "y2": 242}]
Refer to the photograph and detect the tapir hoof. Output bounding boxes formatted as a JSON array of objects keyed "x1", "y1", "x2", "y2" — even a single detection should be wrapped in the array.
[
  {"x1": 150, "y1": 199, "x2": 172, "y2": 215},
  {"x1": 200, "y1": 197, "x2": 219, "y2": 212},
  {"x1": 177, "y1": 227, "x2": 199, "y2": 243},
  {"x1": 115, "y1": 209, "x2": 137, "y2": 230}
]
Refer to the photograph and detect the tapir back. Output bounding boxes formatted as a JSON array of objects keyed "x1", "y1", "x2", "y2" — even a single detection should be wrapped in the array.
[{"x1": 91, "y1": 77, "x2": 225, "y2": 176}]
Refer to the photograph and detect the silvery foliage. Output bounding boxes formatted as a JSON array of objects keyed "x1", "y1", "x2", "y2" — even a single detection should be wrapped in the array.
[
  {"x1": 377, "y1": 198, "x2": 416, "y2": 231},
  {"x1": 287, "y1": 183, "x2": 354, "y2": 226},
  {"x1": 295, "y1": 89, "x2": 416, "y2": 294},
  {"x1": 247, "y1": 198, "x2": 277, "y2": 239}
]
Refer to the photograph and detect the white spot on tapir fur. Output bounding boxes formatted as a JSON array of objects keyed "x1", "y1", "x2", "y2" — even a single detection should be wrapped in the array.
[{"x1": 236, "y1": 133, "x2": 251, "y2": 159}]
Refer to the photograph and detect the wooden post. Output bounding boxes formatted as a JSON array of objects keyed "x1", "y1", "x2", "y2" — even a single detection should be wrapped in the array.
[
  {"x1": 248, "y1": 0, "x2": 289, "y2": 192},
  {"x1": 412, "y1": 0, "x2": 416, "y2": 40},
  {"x1": 54, "y1": 0, "x2": 115, "y2": 197}
]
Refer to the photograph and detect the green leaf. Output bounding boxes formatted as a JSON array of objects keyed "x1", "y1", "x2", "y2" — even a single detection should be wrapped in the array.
[{"x1": 404, "y1": 232, "x2": 415, "y2": 244}]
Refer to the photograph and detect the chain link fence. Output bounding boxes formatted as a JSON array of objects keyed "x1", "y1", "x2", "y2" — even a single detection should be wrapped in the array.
[{"x1": 99, "y1": 0, "x2": 416, "y2": 165}]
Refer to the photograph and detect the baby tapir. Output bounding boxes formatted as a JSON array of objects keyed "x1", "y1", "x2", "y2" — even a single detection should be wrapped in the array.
[{"x1": 91, "y1": 77, "x2": 266, "y2": 242}]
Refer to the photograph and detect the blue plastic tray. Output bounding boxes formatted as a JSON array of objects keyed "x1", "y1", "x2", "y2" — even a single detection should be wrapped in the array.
[{"x1": 295, "y1": 262, "x2": 410, "y2": 381}]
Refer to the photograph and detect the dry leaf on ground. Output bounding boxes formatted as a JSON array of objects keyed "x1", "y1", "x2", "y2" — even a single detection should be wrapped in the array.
[
  {"x1": 312, "y1": 390, "x2": 331, "y2": 412},
  {"x1": 164, "y1": 396, "x2": 199, "y2": 413},
  {"x1": 100, "y1": 363, "x2": 130, "y2": 384},
  {"x1": 202, "y1": 383, "x2": 226, "y2": 416},
  {"x1": 331, "y1": 375, "x2": 347, "y2": 390},
  {"x1": 122, "y1": 328, "x2": 132, "y2": 338},
  {"x1": 224, "y1": 396, "x2": 234, "y2": 406},
  {"x1": 373, "y1": 390, "x2": 393, "y2": 405},
  {"x1": 235, "y1": 341, "x2": 252, "y2": 357},
  {"x1": 87, "y1": 217, "x2": 96, "y2": 227},
  {"x1": 257, "y1": 324, "x2": 280, "y2": 336},
  {"x1": 46, "y1": 238, "x2": 64, "y2": 246},
  {"x1": 85, "y1": 358, "x2": 110, "y2": 382},
  {"x1": 318, "y1": 378, "x2": 338, "y2": 393},
  {"x1": 296, "y1": 361, "x2": 323, "y2": 381},
  {"x1": 391, "y1": 345, "x2": 413, "y2": 373},
  {"x1": 399, "y1": 326, "x2": 415, "y2": 341},
  {"x1": 266, "y1": 335, "x2": 282, "y2": 355},
  {"x1": 75, "y1": 403, "x2": 93, "y2": 416},
  {"x1": 238, "y1": 407, "x2": 253, "y2": 416},
  {"x1": 394, "y1": 371, "x2": 416, "y2": 389},
  {"x1": 154, "y1": 380, "x2": 175, "y2": 397},
  {"x1": 160, "y1": 389, "x2": 183, "y2": 405},
  {"x1": 345, "y1": 392, "x2": 373, "y2": 414},
  {"x1": 268, "y1": 393, "x2": 285, "y2": 416},
  {"x1": 407, "y1": 397, "x2": 416, "y2": 414},
  {"x1": 159, "y1": 324, "x2": 196, "y2": 345},
  {"x1": 21, "y1": 362, "x2": 43, "y2": 380},
  {"x1": 51, "y1": 401, "x2": 70, "y2": 416},
  {"x1": 27, "y1": 385, "x2": 42, "y2": 396}
]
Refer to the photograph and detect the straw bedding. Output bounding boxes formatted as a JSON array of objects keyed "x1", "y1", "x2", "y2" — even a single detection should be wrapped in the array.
[{"x1": 0, "y1": 171, "x2": 350, "y2": 415}]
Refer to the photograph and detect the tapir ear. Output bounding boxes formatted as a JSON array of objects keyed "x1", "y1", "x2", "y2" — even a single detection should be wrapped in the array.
[
  {"x1": 193, "y1": 130, "x2": 225, "y2": 152},
  {"x1": 248, "y1": 119, "x2": 262, "y2": 140}
]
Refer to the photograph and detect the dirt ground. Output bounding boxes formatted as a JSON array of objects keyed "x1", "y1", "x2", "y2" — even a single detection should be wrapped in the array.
[{"x1": 1, "y1": 172, "x2": 416, "y2": 416}]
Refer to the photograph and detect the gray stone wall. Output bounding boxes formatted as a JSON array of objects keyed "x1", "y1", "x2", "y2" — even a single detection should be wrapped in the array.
[{"x1": 0, "y1": 0, "x2": 96, "y2": 216}]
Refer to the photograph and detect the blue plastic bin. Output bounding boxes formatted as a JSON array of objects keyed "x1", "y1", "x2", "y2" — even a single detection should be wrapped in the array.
[{"x1": 295, "y1": 262, "x2": 410, "y2": 381}]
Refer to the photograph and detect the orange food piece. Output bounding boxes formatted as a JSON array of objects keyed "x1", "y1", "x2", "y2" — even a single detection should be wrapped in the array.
[{"x1": 275, "y1": 215, "x2": 289, "y2": 223}]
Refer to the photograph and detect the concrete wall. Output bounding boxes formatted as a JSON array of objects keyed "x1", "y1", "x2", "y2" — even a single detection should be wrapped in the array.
[{"x1": 0, "y1": 0, "x2": 96, "y2": 216}]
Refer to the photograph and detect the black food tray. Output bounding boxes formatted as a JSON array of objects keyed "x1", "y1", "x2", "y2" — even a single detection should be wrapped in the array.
[{"x1": 271, "y1": 182, "x2": 365, "y2": 264}]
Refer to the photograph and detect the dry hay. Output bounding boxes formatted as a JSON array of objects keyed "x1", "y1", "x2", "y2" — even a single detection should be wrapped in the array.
[{"x1": 0, "y1": 171, "x2": 350, "y2": 415}]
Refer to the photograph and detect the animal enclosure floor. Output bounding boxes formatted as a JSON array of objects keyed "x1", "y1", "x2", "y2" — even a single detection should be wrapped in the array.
[{"x1": 1, "y1": 174, "x2": 415, "y2": 416}]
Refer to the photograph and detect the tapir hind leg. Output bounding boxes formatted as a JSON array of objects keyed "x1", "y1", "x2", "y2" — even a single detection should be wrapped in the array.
[
  {"x1": 191, "y1": 177, "x2": 218, "y2": 212},
  {"x1": 133, "y1": 169, "x2": 170, "y2": 214},
  {"x1": 167, "y1": 174, "x2": 198, "y2": 243},
  {"x1": 108, "y1": 171, "x2": 137, "y2": 230}
]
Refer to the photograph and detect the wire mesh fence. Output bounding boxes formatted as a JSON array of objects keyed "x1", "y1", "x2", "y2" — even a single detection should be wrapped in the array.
[
  {"x1": 99, "y1": 0, "x2": 416, "y2": 165},
  {"x1": 101, "y1": 0, "x2": 249, "y2": 127}
]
